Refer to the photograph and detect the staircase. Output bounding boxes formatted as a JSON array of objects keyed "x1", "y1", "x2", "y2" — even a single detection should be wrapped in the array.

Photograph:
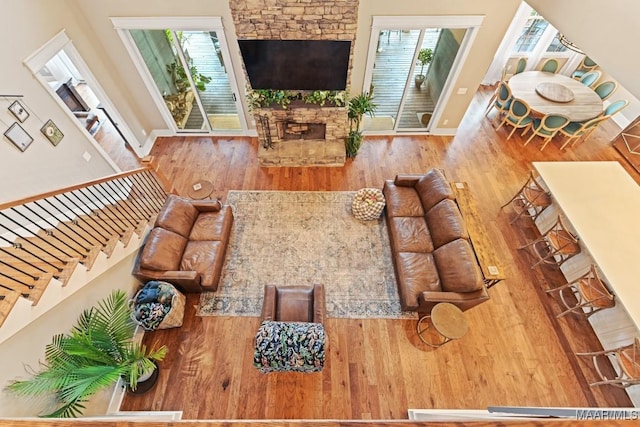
[{"x1": 0, "y1": 166, "x2": 168, "y2": 341}]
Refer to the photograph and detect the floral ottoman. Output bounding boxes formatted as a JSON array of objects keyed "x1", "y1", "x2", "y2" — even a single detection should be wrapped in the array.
[
  {"x1": 352, "y1": 188, "x2": 386, "y2": 220},
  {"x1": 253, "y1": 321, "x2": 326, "y2": 373}
]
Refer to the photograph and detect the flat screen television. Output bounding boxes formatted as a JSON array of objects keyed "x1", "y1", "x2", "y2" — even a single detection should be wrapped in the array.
[{"x1": 238, "y1": 39, "x2": 351, "y2": 91}]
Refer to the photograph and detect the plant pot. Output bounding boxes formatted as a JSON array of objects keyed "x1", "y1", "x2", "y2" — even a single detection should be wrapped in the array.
[
  {"x1": 126, "y1": 361, "x2": 160, "y2": 395},
  {"x1": 415, "y1": 75, "x2": 426, "y2": 88}
]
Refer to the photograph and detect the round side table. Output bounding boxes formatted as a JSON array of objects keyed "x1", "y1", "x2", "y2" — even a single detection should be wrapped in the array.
[
  {"x1": 187, "y1": 180, "x2": 214, "y2": 200},
  {"x1": 416, "y1": 302, "x2": 468, "y2": 347}
]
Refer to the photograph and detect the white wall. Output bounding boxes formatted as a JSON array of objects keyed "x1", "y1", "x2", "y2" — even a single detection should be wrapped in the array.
[
  {"x1": 0, "y1": 252, "x2": 141, "y2": 417},
  {"x1": 0, "y1": 0, "x2": 118, "y2": 204}
]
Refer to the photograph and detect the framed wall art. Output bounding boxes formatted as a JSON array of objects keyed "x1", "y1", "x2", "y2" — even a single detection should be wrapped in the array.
[
  {"x1": 4, "y1": 122, "x2": 34, "y2": 152},
  {"x1": 8, "y1": 100, "x2": 29, "y2": 123},
  {"x1": 41, "y1": 119, "x2": 64, "y2": 146}
]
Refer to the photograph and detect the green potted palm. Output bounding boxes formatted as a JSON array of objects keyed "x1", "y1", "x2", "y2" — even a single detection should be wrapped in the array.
[
  {"x1": 345, "y1": 92, "x2": 377, "y2": 158},
  {"x1": 7, "y1": 290, "x2": 167, "y2": 418},
  {"x1": 415, "y1": 48, "x2": 433, "y2": 88}
]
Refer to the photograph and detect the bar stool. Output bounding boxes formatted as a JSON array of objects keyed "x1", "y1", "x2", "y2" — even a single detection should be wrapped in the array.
[
  {"x1": 519, "y1": 215, "x2": 580, "y2": 269},
  {"x1": 546, "y1": 264, "x2": 615, "y2": 318},
  {"x1": 576, "y1": 337, "x2": 640, "y2": 388},
  {"x1": 416, "y1": 302, "x2": 469, "y2": 347},
  {"x1": 500, "y1": 171, "x2": 551, "y2": 224}
]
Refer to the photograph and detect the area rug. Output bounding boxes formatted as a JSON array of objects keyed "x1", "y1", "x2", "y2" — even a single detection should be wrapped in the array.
[{"x1": 198, "y1": 191, "x2": 412, "y2": 319}]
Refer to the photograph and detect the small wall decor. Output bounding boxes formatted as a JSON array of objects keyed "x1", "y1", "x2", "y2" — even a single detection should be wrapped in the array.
[
  {"x1": 8, "y1": 100, "x2": 29, "y2": 123},
  {"x1": 41, "y1": 119, "x2": 64, "y2": 146},
  {"x1": 4, "y1": 122, "x2": 33, "y2": 152}
]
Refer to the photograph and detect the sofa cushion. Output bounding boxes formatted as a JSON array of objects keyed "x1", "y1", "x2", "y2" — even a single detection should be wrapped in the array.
[
  {"x1": 415, "y1": 169, "x2": 455, "y2": 211},
  {"x1": 181, "y1": 240, "x2": 223, "y2": 289},
  {"x1": 395, "y1": 252, "x2": 441, "y2": 310},
  {"x1": 190, "y1": 205, "x2": 233, "y2": 241},
  {"x1": 383, "y1": 181, "x2": 424, "y2": 217},
  {"x1": 140, "y1": 228, "x2": 187, "y2": 272},
  {"x1": 388, "y1": 217, "x2": 434, "y2": 253},
  {"x1": 425, "y1": 199, "x2": 469, "y2": 248},
  {"x1": 433, "y1": 239, "x2": 483, "y2": 293},
  {"x1": 154, "y1": 194, "x2": 199, "y2": 238}
]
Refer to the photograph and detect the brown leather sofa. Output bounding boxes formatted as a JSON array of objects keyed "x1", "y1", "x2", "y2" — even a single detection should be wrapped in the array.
[
  {"x1": 132, "y1": 194, "x2": 233, "y2": 293},
  {"x1": 261, "y1": 284, "x2": 326, "y2": 323},
  {"x1": 382, "y1": 169, "x2": 489, "y2": 312}
]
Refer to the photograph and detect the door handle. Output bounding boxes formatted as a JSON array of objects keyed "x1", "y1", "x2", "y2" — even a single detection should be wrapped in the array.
[{"x1": 232, "y1": 93, "x2": 236, "y2": 102}]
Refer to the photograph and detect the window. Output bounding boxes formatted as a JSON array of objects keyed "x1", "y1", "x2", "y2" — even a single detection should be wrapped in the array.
[
  {"x1": 513, "y1": 11, "x2": 548, "y2": 53},
  {"x1": 546, "y1": 32, "x2": 568, "y2": 53}
]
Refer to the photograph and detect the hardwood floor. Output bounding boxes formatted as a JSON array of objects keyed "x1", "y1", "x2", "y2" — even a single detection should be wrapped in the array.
[{"x1": 118, "y1": 86, "x2": 636, "y2": 419}]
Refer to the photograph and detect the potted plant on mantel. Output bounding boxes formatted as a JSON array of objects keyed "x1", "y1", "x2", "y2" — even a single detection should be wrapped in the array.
[
  {"x1": 345, "y1": 92, "x2": 377, "y2": 158},
  {"x1": 7, "y1": 290, "x2": 167, "y2": 418},
  {"x1": 414, "y1": 47, "x2": 433, "y2": 88}
]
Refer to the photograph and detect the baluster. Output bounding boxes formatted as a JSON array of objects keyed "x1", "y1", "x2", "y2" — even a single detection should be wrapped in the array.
[
  {"x1": 125, "y1": 174, "x2": 154, "y2": 219},
  {"x1": 81, "y1": 186, "x2": 128, "y2": 237},
  {"x1": 0, "y1": 212, "x2": 75, "y2": 260},
  {"x1": 17, "y1": 204, "x2": 90, "y2": 257},
  {"x1": 37, "y1": 199, "x2": 97, "y2": 248},
  {"x1": 60, "y1": 192, "x2": 111, "y2": 242},
  {"x1": 105, "y1": 180, "x2": 143, "y2": 224},
  {"x1": 140, "y1": 170, "x2": 168, "y2": 210},
  {"x1": 76, "y1": 187, "x2": 125, "y2": 238},
  {"x1": 0, "y1": 276, "x2": 29, "y2": 297},
  {"x1": 0, "y1": 252, "x2": 38, "y2": 287},
  {"x1": 114, "y1": 178, "x2": 146, "y2": 221},
  {"x1": 0, "y1": 234, "x2": 63, "y2": 274},
  {"x1": 93, "y1": 182, "x2": 138, "y2": 228}
]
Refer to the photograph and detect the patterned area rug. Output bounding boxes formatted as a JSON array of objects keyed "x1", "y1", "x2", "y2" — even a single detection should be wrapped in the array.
[{"x1": 198, "y1": 191, "x2": 412, "y2": 319}]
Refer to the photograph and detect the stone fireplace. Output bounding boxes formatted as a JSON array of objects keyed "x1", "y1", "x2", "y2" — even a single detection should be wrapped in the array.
[
  {"x1": 229, "y1": 0, "x2": 359, "y2": 167},
  {"x1": 253, "y1": 103, "x2": 348, "y2": 166}
]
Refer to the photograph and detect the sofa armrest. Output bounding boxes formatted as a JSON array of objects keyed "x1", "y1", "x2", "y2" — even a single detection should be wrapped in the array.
[
  {"x1": 394, "y1": 174, "x2": 423, "y2": 186},
  {"x1": 261, "y1": 285, "x2": 277, "y2": 321},
  {"x1": 313, "y1": 284, "x2": 326, "y2": 324},
  {"x1": 157, "y1": 271, "x2": 202, "y2": 293},
  {"x1": 192, "y1": 198, "x2": 223, "y2": 212},
  {"x1": 418, "y1": 287, "x2": 489, "y2": 312}
]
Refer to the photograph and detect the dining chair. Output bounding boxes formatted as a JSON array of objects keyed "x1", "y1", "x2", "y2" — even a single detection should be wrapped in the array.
[
  {"x1": 579, "y1": 70, "x2": 601, "y2": 88},
  {"x1": 546, "y1": 264, "x2": 615, "y2": 318},
  {"x1": 496, "y1": 98, "x2": 533, "y2": 139},
  {"x1": 540, "y1": 58, "x2": 559, "y2": 73},
  {"x1": 500, "y1": 170, "x2": 551, "y2": 224},
  {"x1": 571, "y1": 56, "x2": 598, "y2": 80},
  {"x1": 484, "y1": 81, "x2": 513, "y2": 124},
  {"x1": 523, "y1": 114, "x2": 571, "y2": 151},
  {"x1": 558, "y1": 115, "x2": 609, "y2": 149},
  {"x1": 593, "y1": 80, "x2": 618, "y2": 101},
  {"x1": 518, "y1": 215, "x2": 581, "y2": 269},
  {"x1": 514, "y1": 57, "x2": 527, "y2": 75},
  {"x1": 576, "y1": 337, "x2": 640, "y2": 388}
]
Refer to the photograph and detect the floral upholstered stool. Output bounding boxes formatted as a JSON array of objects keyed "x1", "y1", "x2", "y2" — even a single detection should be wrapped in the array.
[{"x1": 352, "y1": 188, "x2": 386, "y2": 220}]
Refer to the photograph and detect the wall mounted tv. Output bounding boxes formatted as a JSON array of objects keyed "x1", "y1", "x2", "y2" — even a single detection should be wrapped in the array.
[{"x1": 238, "y1": 39, "x2": 351, "y2": 91}]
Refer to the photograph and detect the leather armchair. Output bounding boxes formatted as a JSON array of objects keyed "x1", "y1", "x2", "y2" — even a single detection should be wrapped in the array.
[{"x1": 261, "y1": 284, "x2": 325, "y2": 324}]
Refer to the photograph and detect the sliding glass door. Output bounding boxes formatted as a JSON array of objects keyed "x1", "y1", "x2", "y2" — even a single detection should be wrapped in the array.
[
  {"x1": 116, "y1": 17, "x2": 245, "y2": 133},
  {"x1": 363, "y1": 16, "x2": 481, "y2": 133}
]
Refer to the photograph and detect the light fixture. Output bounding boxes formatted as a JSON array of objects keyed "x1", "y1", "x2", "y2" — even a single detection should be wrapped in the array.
[{"x1": 558, "y1": 33, "x2": 584, "y2": 55}]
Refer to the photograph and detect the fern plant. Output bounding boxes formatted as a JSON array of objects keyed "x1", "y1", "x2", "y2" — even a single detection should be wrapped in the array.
[{"x1": 7, "y1": 290, "x2": 167, "y2": 418}]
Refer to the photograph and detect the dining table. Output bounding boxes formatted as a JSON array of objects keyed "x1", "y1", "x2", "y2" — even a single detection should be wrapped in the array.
[{"x1": 509, "y1": 71, "x2": 603, "y2": 122}]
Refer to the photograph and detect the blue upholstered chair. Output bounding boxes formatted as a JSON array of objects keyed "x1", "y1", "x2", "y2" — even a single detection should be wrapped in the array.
[
  {"x1": 496, "y1": 98, "x2": 533, "y2": 140},
  {"x1": 558, "y1": 116, "x2": 609, "y2": 150},
  {"x1": 579, "y1": 70, "x2": 601, "y2": 88},
  {"x1": 524, "y1": 114, "x2": 571, "y2": 151},
  {"x1": 484, "y1": 81, "x2": 513, "y2": 124},
  {"x1": 572, "y1": 56, "x2": 598, "y2": 80},
  {"x1": 594, "y1": 81, "x2": 618, "y2": 101},
  {"x1": 514, "y1": 57, "x2": 527, "y2": 75},
  {"x1": 540, "y1": 58, "x2": 559, "y2": 73}
]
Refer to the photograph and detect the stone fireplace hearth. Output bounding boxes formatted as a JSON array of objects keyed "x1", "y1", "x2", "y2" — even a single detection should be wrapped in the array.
[{"x1": 255, "y1": 104, "x2": 348, "y2": 167}]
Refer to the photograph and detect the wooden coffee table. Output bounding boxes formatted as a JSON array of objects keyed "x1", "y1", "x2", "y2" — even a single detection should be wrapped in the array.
[{"x1": 416, "y1": 302, "x2": 469, "y2": 347}]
